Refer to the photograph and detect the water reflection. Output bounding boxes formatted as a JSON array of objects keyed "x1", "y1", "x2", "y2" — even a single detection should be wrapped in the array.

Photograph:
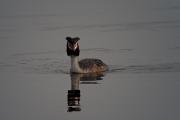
[{"x1": 67, "y1": 72, "x2": 105, "y2": 112}]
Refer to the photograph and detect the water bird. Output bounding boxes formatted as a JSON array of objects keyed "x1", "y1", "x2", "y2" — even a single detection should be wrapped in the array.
[{"x1": 66, "y1": 36, "x2": 108, "y2": 73}]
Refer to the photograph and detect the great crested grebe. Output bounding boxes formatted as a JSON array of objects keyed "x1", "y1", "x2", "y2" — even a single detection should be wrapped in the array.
[{"x1": 66, "y1": 36, "x2": 108, "y2": 73}]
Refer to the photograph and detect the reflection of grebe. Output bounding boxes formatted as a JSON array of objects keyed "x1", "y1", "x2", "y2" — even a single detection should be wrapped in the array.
[
  {"x1": 67, "y1": 72, "x2": 105, "y2": 112},
  {"x1": 66, "y1": 37, "x2": 108, "y2": 73},
  {"x1": 67, "y1": 74, "x2": 81, "y2": 112}
]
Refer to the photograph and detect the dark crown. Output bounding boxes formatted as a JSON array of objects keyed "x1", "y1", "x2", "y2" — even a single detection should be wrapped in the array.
[{"x1": 66, "y1": 37, "x2": 80, "y2": 44}]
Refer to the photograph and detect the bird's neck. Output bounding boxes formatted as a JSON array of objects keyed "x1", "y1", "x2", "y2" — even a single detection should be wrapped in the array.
[{"x1": 70, "y1": 56, "x2": 82, "y2": 73}]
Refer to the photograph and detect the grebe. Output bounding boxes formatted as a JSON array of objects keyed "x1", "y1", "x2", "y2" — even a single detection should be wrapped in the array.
[{"x1": 66, "y1": 36, "x2": 108, "y2": 73}]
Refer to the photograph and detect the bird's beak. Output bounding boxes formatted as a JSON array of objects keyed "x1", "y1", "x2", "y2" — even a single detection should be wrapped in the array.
[{"x1": 73, "y1": 43, "x2": 78, "y2": 51}]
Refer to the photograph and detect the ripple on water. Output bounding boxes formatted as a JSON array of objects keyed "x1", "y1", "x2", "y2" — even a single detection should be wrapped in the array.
[
  {"x1": 1, "y1": 49, "x2": 180, "y2": 74},
  {"x1": 108, "y1": 62, "x2": 180, "y2": 74},
  {"x1": 16, "y1": 61, "x2": 180, "y2": 74}
]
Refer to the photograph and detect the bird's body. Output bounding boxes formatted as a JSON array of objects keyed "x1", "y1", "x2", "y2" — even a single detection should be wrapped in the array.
[
  {"x1": 70, "y1": 56, "x2": 108, "y2": 73},
  {"x1": 66, "y1": 37, "x2": 108, "y2": 74},
  {"x1": 79, "y1": 58, "x2": 108, "y2": 73}
]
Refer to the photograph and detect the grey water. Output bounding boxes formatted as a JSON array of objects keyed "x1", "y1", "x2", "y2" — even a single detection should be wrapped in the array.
[{"x1": 0, "y1": 0, "x2": 180, "y2": 120}]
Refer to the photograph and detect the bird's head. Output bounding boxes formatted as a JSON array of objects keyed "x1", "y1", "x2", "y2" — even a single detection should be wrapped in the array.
[{"x1": 66, "y1": 36, "x2": 80, "y2": 56}]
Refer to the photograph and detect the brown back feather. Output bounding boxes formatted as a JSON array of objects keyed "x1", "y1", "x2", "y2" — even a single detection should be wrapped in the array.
[{"x1": 79, "y1": 58, "x2": 108, "y2": 72}]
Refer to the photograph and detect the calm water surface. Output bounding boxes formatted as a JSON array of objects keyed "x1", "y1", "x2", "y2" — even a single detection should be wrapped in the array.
[{"x1": 0, "y1": 0, "x2": 180, "y2": 120}]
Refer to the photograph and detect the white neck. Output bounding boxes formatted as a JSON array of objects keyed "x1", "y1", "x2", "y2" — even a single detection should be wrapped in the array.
[{"x1": 70, "y1": 56, "x2": 82, "y2": 73}]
